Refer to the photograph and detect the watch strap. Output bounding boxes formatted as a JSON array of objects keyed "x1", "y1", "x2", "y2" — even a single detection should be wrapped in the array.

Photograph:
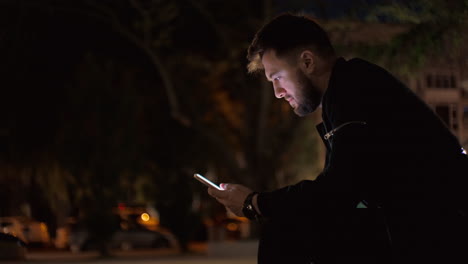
[{"x1": 242, "y1": 191, "x2": 261, "y2": 221}]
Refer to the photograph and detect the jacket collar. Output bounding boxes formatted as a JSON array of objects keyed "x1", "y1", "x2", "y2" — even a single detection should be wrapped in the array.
[{"x1": 321, "y1": 57, "x2": 346, "y2": 108}]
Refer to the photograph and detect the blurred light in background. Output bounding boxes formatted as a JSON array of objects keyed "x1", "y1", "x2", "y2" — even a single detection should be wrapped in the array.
[
  {"x1": 140, "y1": 213, "x2": 150, "y2": 222},
  {"x1": 226, "y1": 222, "x2": 239, "y2": 232}
]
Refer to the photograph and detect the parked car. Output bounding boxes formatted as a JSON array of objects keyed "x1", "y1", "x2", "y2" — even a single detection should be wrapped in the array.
[
  {"x1": 0, "y1": 233, "x2": 27, "y2": 260},
  {"x1": 69, "y1": 223, "x2": 171, "y2": 252},
  {"x1": 0, "y1": 216, "x2": 51, "y2": 246},
  {"x1": 0, "y1": 217, "x2": 27, "y2": 242},
  {"x1": 110, "y1": 227, "x2": 170, "y2": 251}
]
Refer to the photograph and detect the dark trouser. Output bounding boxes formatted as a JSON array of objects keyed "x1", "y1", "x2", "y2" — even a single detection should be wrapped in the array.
[
  {"x1": 257, "y1": 211, "x2": 392, "y2": 264},
  {"x1": 390, "y1": 210, "x2": 468, "y2": 264},
  {"x1": 257, "y1": 213, "x2": 468, "y2": 264},
  {"x1": 257, "y1": 218, "x2": 318, "y2": 264}
]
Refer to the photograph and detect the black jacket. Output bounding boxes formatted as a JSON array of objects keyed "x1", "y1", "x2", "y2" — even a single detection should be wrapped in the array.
[{"x1": 257, "y1": 58, "x2": 468, "y2": 263}]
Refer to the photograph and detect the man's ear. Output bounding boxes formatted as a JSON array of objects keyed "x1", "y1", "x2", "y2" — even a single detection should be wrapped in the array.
[{"x1": 299, "y1": 50, "x2": 315, "y2": 73}]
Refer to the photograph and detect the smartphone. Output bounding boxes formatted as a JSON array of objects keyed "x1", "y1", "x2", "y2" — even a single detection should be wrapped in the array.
[{"x1": 194, "y1": 173, "x2": 223, "y2": 190}]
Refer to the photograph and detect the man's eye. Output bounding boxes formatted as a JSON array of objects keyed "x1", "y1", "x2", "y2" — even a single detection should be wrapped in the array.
[{"x1": 274, "y1": 77, "x2": 281, "y2": 81}]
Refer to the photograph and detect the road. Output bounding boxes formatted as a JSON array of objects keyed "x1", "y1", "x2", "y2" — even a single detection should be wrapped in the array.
[{"x1": 14, "y1": 243, "x2": 257, "y2": 264}]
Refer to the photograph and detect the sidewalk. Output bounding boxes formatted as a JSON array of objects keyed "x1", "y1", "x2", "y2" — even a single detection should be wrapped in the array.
[
  {"x1": 20, "y1": 242, "x2": 257, "y2": 264},
  {"x1": 24, "y1": 255, "x2": 256, "y2": 264}
]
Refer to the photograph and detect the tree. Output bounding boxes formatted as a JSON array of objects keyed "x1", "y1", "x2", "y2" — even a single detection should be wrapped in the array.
[
  {"x1": 341, "y1": 0, "x2": 468, "y2": 74},
  {"x1": 0, "y1": 0, "x2": 326, "y2": 253}
]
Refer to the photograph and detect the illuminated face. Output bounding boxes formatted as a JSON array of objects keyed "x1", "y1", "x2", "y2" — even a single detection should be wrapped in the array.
[{"x1": 262, "y1": 49, "x2": 322, "y2": 116}]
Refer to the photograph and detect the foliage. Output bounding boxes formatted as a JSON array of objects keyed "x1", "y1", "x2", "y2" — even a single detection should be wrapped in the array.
[
  {"x1": 341, "y1": 0, "x2": 468, "y2": 74},
  {"x1": 0, "y1": 0, "x2": 344, "y2": 251},
  {"x1": 56, "y1": 54, "x2": 144, "y2": 254}
]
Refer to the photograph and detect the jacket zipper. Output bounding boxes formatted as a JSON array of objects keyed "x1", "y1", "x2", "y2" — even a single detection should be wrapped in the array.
[{"x1": 324, "y1": 121, "x2": 367, "y2": 140}]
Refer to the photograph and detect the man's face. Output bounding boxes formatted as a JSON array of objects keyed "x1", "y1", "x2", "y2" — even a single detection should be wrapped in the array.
[{"x1": 262, "y1": 49, "x2": 322, "y2": 116}]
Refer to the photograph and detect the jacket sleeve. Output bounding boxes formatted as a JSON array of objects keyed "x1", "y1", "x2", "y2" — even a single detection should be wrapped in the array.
[{"x1": 257, "y1": 120, "x2": 376, "y2": 219}]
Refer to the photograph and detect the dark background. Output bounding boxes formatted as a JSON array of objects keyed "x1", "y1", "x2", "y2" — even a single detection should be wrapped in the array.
[{"x1": 0, "y1": 0, "x2": 466, "y2": 253}]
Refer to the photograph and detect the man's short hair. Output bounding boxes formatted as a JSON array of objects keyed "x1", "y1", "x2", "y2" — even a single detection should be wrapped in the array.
[{"x1": 247, "y1": 13, "x2": 335, "y2": 73}]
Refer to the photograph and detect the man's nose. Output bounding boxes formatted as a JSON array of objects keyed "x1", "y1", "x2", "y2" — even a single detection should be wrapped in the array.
[{"x1": 273, "y1": 83, "x2": 286, "y2": 98}]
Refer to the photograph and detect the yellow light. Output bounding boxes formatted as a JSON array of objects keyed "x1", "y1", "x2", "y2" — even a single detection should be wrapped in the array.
[
  {"x1": 141, "y1": 213, "x2": 150, "y2": 222},
  {"x1": 226, "y1": 223, "x2": 238, "y2": 232}
]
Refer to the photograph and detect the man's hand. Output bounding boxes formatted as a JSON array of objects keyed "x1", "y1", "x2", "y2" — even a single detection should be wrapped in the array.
[{"x1": 208, "y1": 183, "x2": 253, "y2": 217}]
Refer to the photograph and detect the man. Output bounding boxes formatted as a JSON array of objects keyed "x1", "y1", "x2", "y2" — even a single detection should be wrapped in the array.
[{"x1": 208, "y1": 13, "x2": 468, "y2": 264}]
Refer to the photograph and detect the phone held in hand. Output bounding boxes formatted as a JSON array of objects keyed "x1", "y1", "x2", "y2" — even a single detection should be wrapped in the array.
[{"x1": 194, "y1": 173, "x2": 223, "y2": 190}]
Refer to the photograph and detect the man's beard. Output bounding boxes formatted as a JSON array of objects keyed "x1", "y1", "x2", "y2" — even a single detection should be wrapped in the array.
[{"x1": 293, "y1": 70, "x2": 322, "y2": 116}]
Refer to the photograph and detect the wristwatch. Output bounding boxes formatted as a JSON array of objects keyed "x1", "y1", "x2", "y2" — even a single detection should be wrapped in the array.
[{"x1": 242, "y1": 192, "x2": 261, "y2": 221}]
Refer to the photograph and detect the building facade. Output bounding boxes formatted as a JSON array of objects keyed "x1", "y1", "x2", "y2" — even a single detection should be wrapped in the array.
[{"x1": 407, "y1": 58, "x2": 468, "y2": 150}]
